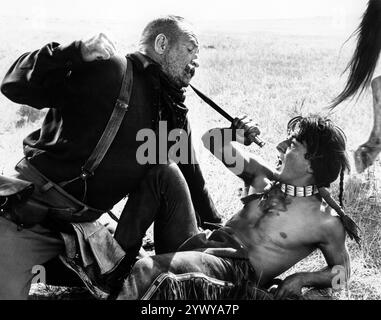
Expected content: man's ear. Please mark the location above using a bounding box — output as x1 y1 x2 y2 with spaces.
154 33 169 54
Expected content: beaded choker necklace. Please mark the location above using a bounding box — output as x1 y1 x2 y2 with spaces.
280 183 319 197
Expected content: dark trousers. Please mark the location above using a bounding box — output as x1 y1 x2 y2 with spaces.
114 162 199 262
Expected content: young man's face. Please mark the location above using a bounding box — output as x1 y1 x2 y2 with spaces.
162 31 199 88
276 136 312 185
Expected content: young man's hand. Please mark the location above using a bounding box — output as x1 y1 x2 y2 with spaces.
232 116 260 146
80 33 117 62
273 273 304 300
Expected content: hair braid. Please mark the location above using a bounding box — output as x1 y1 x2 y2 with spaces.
339 167 345 208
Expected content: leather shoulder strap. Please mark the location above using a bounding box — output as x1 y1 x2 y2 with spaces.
81 56 133 178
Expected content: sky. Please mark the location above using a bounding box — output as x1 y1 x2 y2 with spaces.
1 0 368 22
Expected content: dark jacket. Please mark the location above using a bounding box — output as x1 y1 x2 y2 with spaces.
0 41 220 223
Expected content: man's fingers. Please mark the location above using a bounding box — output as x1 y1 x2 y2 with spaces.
239 119 253 128
237 121 246 129
96 42 116 60
232 117 240 128
233 116 260 137
275 289 287 300
93 33 116 60
100 33 117 53
274 284 291 300
99 33 114 46
95 45 110 60
107 38 117 53
233 118 245 129
81 33 116 61
103 43 116 58
245 125 260 136
273 288 281 300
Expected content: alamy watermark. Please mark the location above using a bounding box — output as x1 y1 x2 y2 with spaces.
31 265 46 285
331 265 349 290
136 121 245 175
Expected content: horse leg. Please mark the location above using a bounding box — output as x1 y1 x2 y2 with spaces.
354 77 381 173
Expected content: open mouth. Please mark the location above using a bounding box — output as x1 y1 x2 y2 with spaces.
184 65 195 78
276 156 283 169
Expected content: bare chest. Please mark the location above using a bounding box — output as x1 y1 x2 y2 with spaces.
228 189 321 249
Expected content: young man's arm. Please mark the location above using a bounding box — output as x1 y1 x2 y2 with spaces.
202 116 275 185
274 218 350 299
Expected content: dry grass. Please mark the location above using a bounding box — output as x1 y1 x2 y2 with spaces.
0 16 380 299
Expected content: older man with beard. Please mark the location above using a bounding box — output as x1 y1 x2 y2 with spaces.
0 15 220 299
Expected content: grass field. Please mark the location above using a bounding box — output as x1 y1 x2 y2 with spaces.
0 15 380 300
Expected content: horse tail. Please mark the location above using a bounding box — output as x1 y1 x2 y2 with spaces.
331 0 381 108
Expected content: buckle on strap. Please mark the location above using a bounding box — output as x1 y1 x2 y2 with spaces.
115 99 129 111
80 167 94 180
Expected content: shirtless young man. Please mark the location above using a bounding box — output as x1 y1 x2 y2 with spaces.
116 114 357 300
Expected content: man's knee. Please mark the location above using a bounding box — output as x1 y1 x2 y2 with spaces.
117 257 159 300
147 162 184 183
0 218 63 299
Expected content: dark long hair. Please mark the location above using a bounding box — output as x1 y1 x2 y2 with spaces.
286 116 361 244
331 0 381 108
287 115 350 188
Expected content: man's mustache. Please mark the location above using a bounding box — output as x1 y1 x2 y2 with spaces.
185 65 195 77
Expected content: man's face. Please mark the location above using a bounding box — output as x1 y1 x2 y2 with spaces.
162 31 199 88
276 136 312 184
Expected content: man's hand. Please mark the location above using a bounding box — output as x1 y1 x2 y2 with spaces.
273 274 304 300
80 33 117 62
232 115 260 146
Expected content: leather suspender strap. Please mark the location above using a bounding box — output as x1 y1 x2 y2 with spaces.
80 56 133 179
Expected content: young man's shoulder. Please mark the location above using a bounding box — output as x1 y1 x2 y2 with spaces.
314 202 346 244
